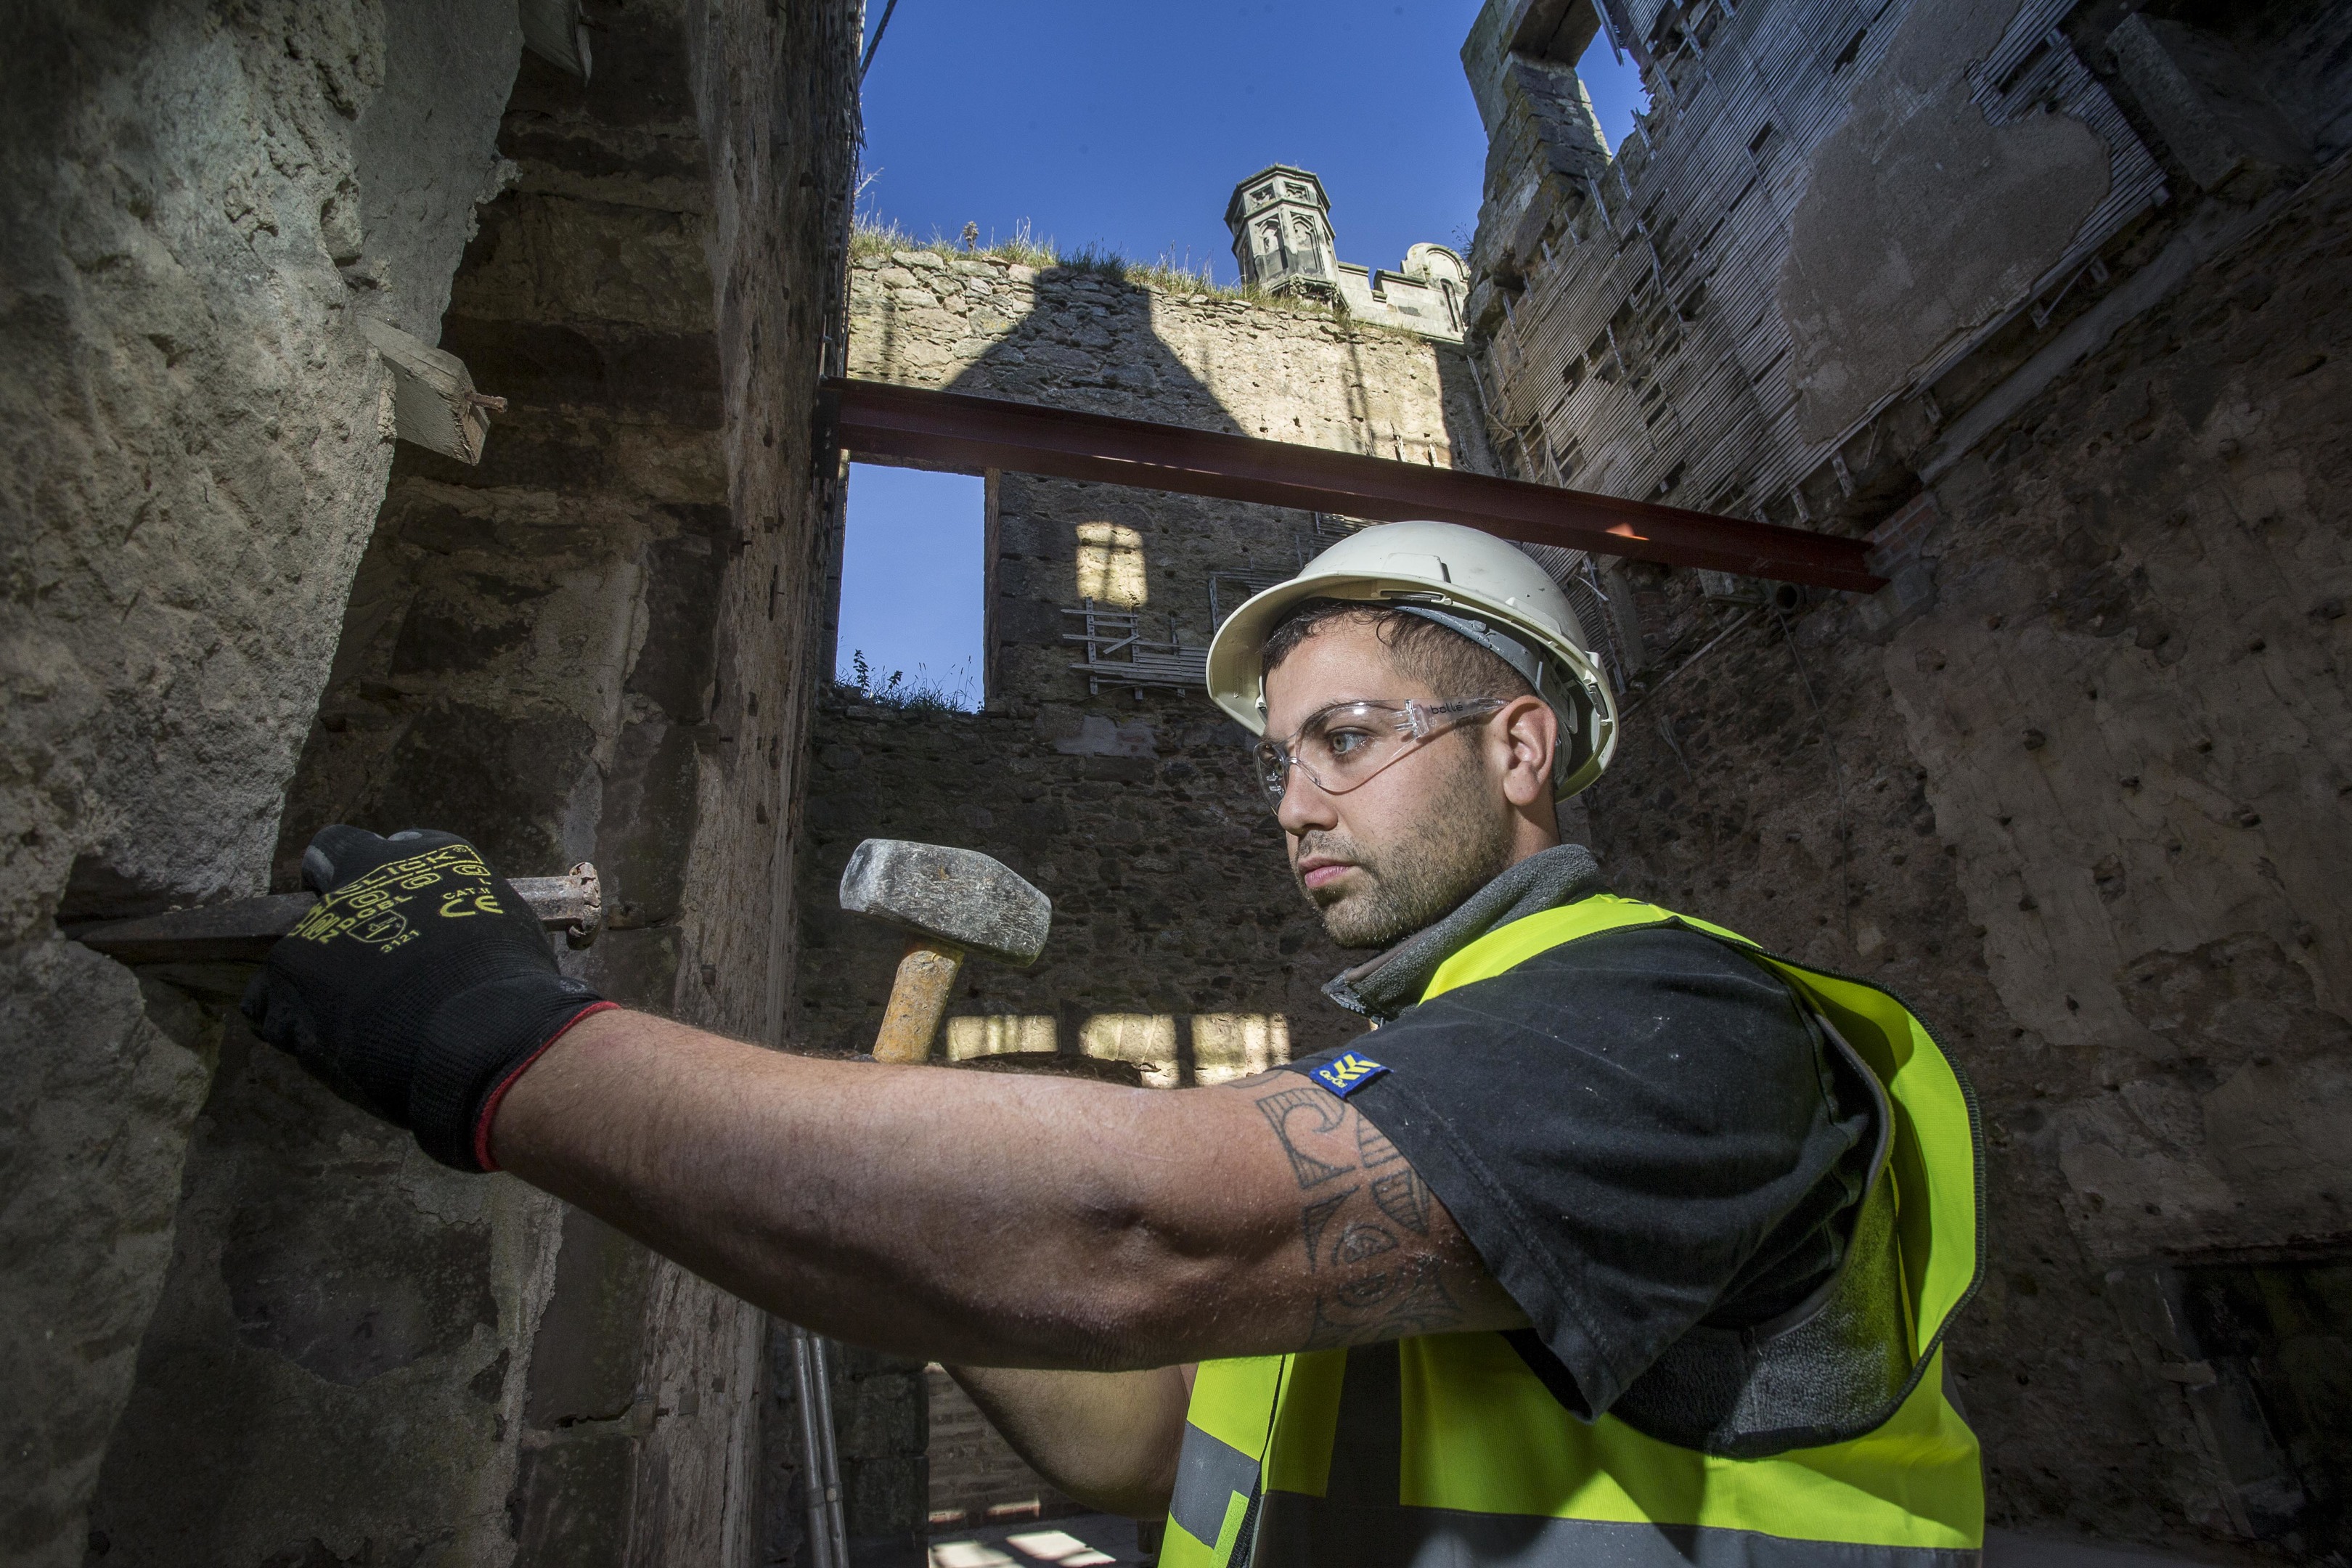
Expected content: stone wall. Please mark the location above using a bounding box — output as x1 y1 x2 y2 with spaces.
1553 97 2352 1568
1 5 523 1563
798 694 1360 1071
1455 0 2352 1555
7 0 862 1564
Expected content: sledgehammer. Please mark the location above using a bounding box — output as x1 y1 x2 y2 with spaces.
838 838 1051 1063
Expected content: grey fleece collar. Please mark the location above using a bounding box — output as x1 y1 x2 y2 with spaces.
1320 843 1604 1024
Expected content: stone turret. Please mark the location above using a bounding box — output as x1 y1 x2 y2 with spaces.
1225 164 1339 296
1222 165 1468 340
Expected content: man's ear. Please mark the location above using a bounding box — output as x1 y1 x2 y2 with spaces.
1493 695 1558 809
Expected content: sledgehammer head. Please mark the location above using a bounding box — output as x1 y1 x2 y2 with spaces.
838 839 1051 967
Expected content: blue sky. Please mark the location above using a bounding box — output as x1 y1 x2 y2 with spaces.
836 4 1647 699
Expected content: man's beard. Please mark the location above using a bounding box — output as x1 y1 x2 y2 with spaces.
1293 748 1516 950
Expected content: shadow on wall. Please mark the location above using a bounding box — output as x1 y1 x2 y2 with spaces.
916 258 1493 459
942 265 1234 693
875 261 1490 696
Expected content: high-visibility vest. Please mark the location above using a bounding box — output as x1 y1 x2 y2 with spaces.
1164 894 1986 1568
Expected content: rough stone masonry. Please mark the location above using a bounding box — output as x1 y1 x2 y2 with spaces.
4 2 862 1565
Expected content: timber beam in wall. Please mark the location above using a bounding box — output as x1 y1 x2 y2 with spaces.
821 378 1886 593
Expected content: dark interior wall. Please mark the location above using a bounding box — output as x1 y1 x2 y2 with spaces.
1578 153 2352 1561
1452 0 2352 1556
83 9 736 1556
796 691 1357 1070
68 1 863 1564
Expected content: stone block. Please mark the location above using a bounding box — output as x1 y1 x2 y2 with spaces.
81 1022 552 1568
512 1437 637 1568
1052 716 1158 758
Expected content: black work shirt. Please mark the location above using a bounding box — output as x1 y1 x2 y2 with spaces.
1284 920 1878 1420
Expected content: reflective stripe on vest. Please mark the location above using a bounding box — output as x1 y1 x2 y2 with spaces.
1162 1356 1285 1568
1169 894 1986 1567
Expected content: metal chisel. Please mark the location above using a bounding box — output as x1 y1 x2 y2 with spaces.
73 863 606 963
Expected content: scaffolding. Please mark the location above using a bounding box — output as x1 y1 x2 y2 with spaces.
1061 600 1209 697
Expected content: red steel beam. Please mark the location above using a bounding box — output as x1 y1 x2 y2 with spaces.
822 377 1884 592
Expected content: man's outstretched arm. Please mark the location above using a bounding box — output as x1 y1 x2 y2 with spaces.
491 1006 1524 1369
240 825 1520 1519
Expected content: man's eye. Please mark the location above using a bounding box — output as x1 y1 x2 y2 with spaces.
1325 729 1375 757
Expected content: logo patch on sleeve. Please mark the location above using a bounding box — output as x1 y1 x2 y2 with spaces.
1310 1052 1389 1097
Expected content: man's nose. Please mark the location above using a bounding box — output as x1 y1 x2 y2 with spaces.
1275 765 1339 836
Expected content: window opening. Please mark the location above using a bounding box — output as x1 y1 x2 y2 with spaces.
836 462 984 710
1575 25 1654 155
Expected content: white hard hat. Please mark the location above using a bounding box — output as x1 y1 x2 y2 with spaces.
1205 520 1620 798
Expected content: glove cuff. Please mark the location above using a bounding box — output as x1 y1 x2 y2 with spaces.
408 975 611 1172
471 999 618 1172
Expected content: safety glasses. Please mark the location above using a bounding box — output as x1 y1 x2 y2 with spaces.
1254 698 1507 805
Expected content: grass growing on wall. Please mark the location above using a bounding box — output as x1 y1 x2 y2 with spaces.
836 650 976 713
849 213 1347 322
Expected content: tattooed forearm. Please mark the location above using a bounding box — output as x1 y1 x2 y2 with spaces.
1254 1085 1357 1188
1304 1261 1464 1350
1252 1081 1471 1347
1358 1116 1432 1236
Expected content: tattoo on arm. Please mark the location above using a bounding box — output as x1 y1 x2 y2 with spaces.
1254 1086 1357 1188
1253 1082 1468 1349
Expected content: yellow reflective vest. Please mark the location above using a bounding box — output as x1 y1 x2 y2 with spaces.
1164 894 1985 1568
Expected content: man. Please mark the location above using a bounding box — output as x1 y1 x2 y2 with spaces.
246 522 1986 1566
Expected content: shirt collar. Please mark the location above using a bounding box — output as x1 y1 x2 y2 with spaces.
1320 843 1604 1024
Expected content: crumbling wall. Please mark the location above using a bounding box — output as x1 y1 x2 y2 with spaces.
1458 0 2169 531
11 0 861 1564
1456 0 2352 1553
79 1 742 1544
1575 136 2352 1567
0 5 523 1564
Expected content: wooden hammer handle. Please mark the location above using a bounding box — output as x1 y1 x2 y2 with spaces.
872 939 965 1063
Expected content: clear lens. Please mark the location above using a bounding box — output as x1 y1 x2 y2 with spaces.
1297 703 1402 786
1253 740 1290 801
1255 698 1506 804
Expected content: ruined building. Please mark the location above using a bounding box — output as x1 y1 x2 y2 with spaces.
4 0 2351 1564
1453 0 2352 1557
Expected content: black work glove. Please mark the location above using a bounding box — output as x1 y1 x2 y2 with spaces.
242 825 608 1172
